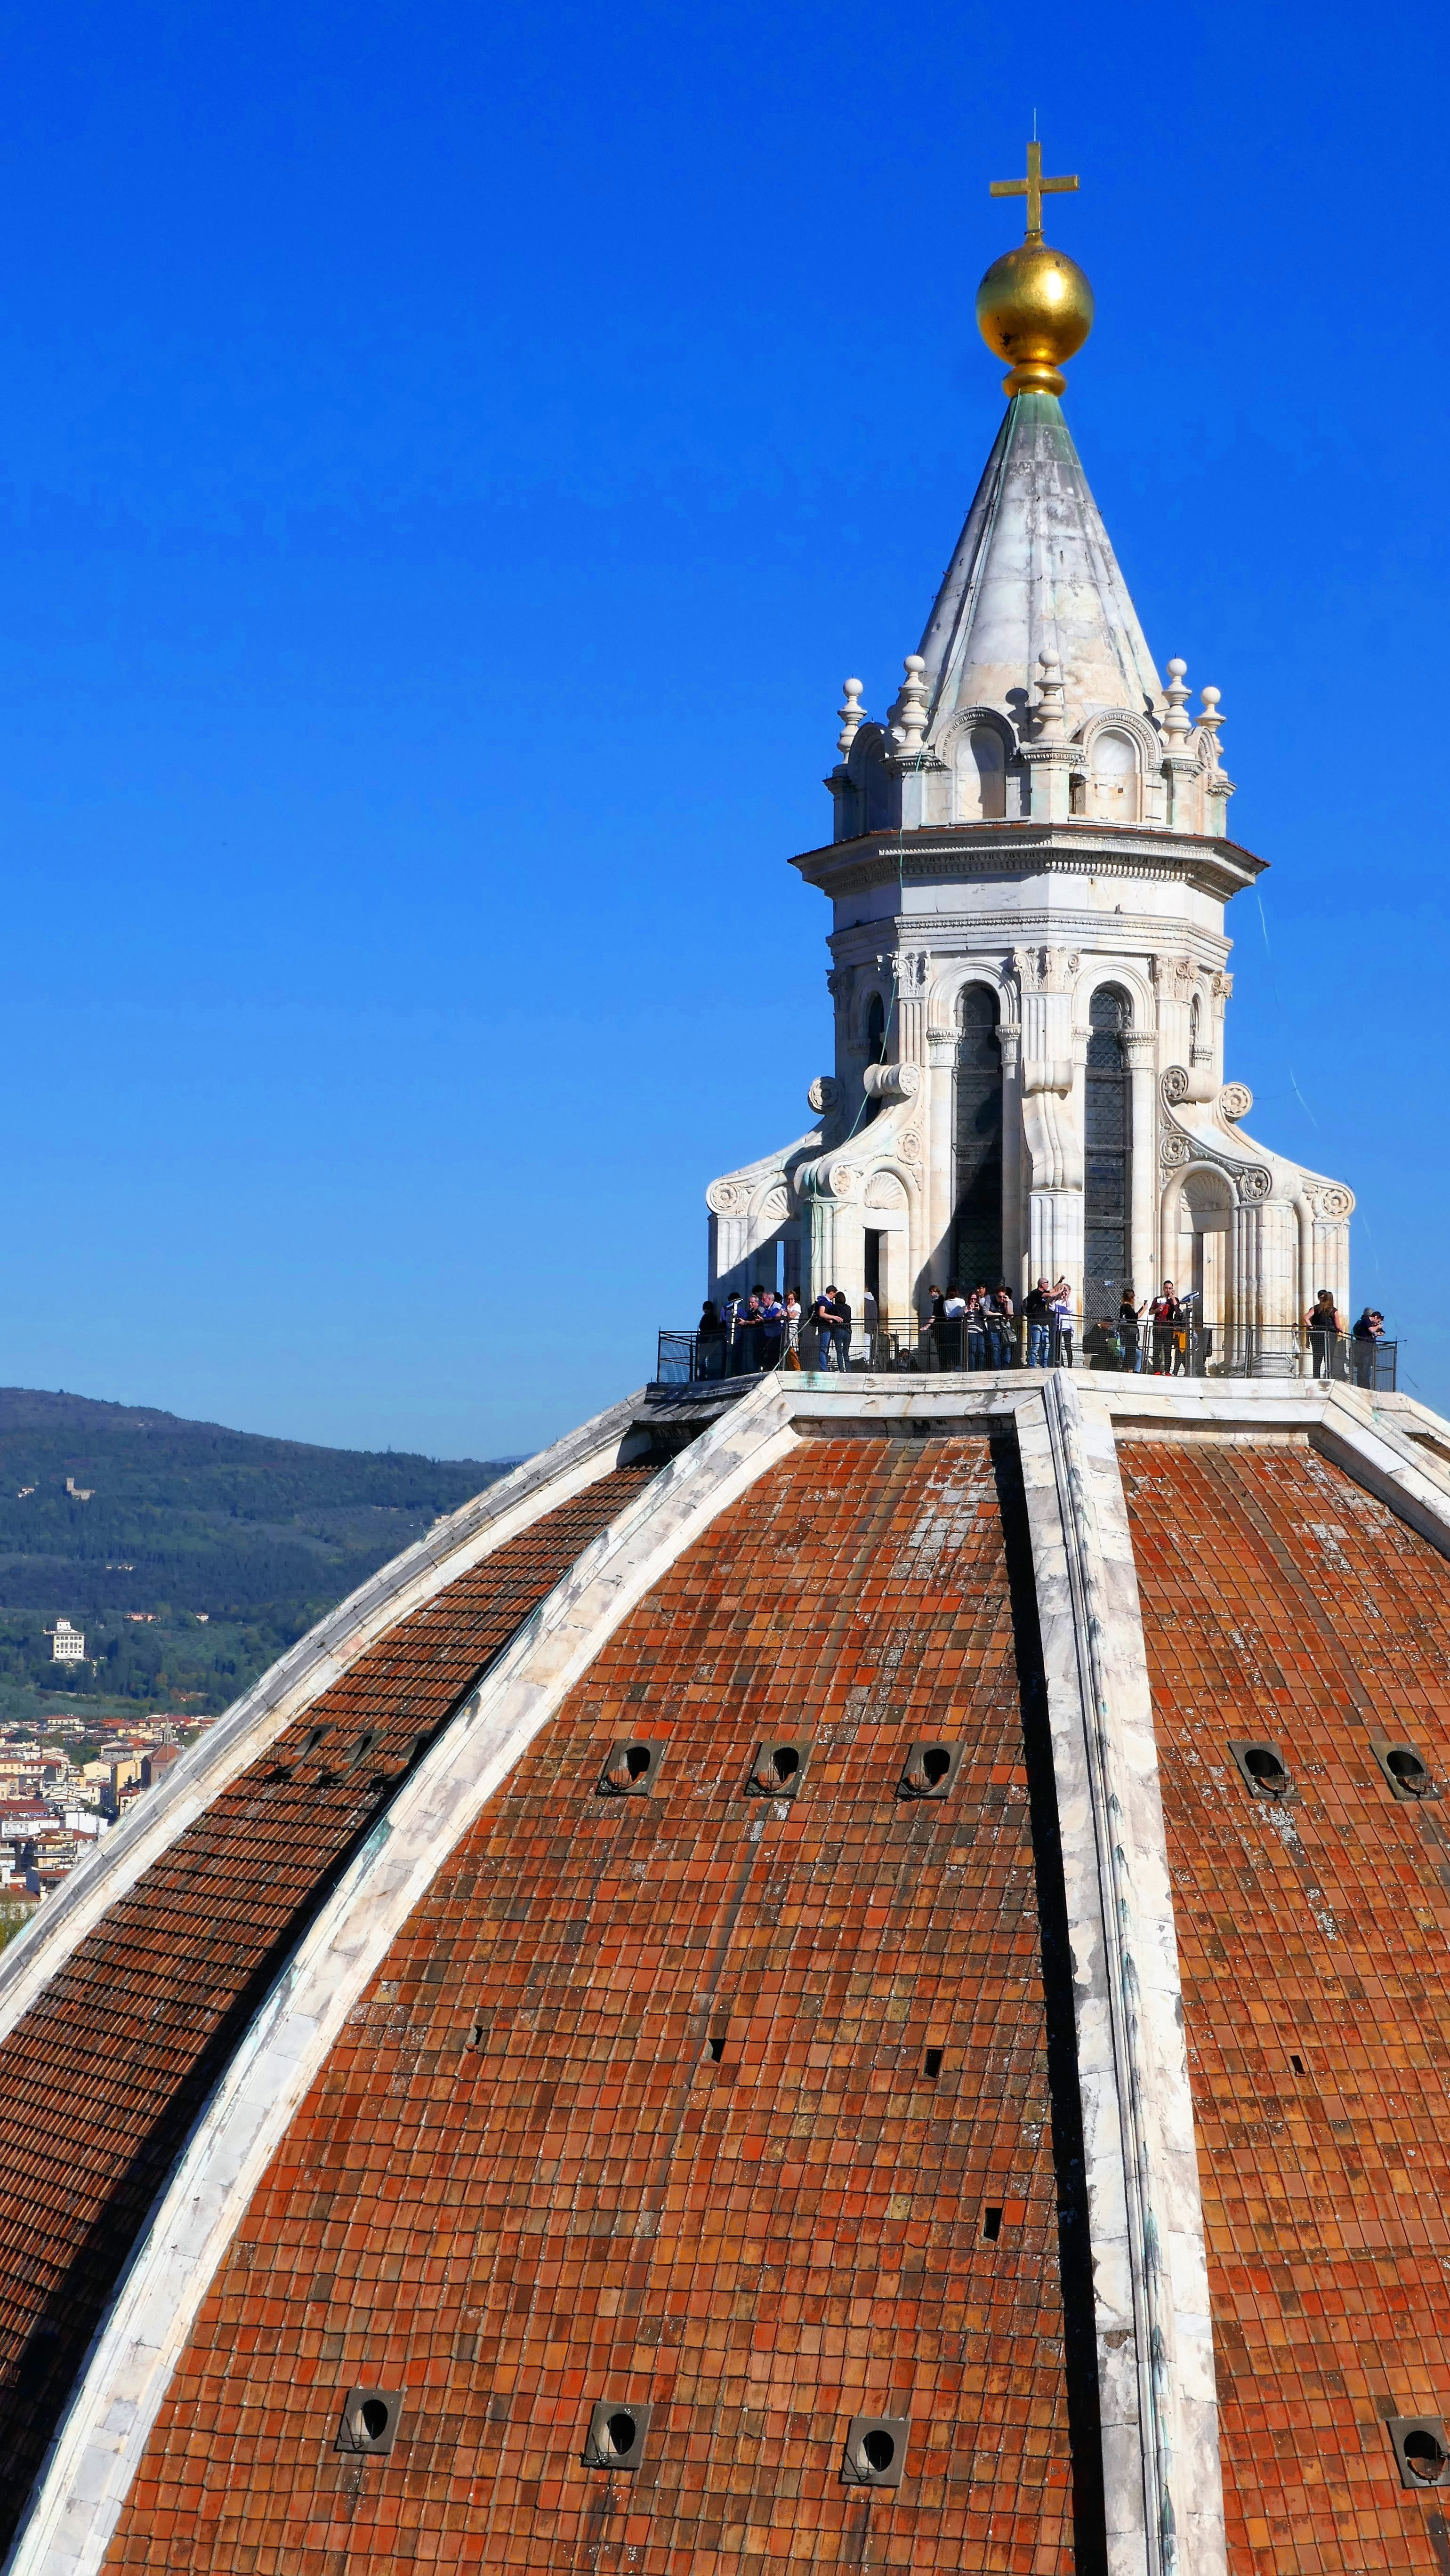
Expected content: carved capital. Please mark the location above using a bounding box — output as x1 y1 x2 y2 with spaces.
1013 944 1080 994
1152 954 1197 1001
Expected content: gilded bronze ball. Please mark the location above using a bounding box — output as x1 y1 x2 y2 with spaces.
975 242 1094 387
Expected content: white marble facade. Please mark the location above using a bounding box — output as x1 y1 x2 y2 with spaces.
706 391 1352 1362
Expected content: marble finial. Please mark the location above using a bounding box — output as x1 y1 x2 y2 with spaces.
837 678 866 758
1034 648 1066 742
1163 657 1192 744
892 654 928 757
1198 684 1224 749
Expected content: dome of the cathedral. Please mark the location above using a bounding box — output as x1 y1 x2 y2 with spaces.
975 238 1094 396
0 146 1430 2576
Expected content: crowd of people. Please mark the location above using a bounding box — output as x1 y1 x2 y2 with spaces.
1303 1292 1388 1386
1100 1282 1198 1375
694 1287 842 1377
693 1281 1390 1382
928 1280 1070 1368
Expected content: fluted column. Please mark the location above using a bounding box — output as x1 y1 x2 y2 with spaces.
925 1022 956 1314
998 1017 1024 1295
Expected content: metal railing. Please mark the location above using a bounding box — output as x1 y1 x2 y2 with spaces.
1087 1319 1397 1387
658 1317 1399 1390
655 1321 881 1382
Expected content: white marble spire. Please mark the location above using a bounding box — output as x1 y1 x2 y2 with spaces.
918 390 1163 741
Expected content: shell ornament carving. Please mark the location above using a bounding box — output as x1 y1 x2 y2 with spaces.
1160 1064 1191 1107
1218 1082 1253 1122
1237 1166 1273 1202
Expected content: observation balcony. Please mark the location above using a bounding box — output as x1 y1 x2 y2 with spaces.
655 1318 1398 1392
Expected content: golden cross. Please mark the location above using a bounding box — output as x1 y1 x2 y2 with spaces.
990 139 1078 241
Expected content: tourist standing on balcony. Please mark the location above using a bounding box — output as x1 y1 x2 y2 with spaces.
986 1285 1013 1369
828 1287 853 1372
966 1289 988 1369
1024 1279 1053 1368
941 1283 967 1371
1307 1288 1343 1379
781 1289 803 1371
1149 1283 1178 1374
810 1286 837 1368
759 1288 784 1372
739 1291 766 1375
723 1291 745 1375
1350 1307 1384 1388
1050 1278 1075 1369
1118 1292 1144 1373
698 1300 726 1381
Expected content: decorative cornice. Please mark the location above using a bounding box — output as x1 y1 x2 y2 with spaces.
828 914 1232 964
795 820 1264 906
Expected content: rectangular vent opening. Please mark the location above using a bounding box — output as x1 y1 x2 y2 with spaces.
982 2206 1003 2243
923 2047 943 2079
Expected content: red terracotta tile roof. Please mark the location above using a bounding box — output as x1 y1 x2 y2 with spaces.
0 1464 654 2553
106 1434 1096 2576
1121 1435 1450 2576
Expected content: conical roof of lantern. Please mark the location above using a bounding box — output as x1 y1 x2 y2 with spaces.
918 388 1165 742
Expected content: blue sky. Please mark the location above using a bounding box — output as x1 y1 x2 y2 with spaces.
0 0 1442 1456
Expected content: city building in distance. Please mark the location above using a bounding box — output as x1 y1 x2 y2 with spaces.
0 144 1442 2576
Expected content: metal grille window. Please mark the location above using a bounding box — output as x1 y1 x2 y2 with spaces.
861 992 888 1129
953 983 1003 1288
1084 985 1132 1317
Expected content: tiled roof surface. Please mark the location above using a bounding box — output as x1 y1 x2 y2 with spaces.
107 1434 1097 2576
1122 1435 1450 2576
0 1465 655 2553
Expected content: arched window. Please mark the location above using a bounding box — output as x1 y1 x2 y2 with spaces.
955 726 1006 821
953 984 1003 1288
858 992 888 1128
1084 985 1133 1317
1092 729 1140 822
1190 993 1207 1063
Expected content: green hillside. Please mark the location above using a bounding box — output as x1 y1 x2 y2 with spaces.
0 1388 517 1723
